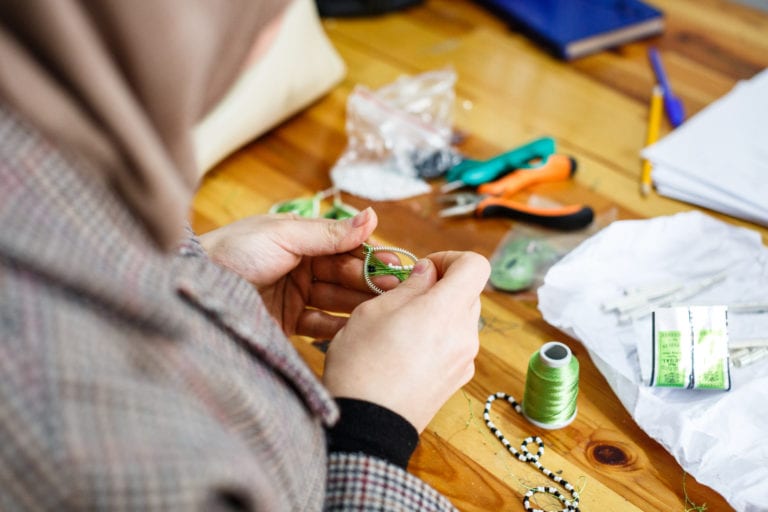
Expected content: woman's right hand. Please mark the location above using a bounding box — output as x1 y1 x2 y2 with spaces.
322 251 490 433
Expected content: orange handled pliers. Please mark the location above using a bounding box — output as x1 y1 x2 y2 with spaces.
438 154 594 230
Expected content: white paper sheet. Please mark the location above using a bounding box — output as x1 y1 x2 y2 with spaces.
537 211 768 512
642 68 768 227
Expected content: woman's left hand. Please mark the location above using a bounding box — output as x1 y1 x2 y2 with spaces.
198 208 380 339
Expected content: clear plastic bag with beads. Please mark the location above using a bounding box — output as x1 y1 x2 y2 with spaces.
330 68 461 201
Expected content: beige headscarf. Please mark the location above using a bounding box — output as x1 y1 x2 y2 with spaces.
0 0 287 250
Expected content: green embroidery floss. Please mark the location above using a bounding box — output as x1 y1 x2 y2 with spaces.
362 243 417 294
323 189 360 220
269 195 320 218
269 187 360 219
522 341 579 430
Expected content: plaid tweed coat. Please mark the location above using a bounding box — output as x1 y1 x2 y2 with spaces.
0 104 457 511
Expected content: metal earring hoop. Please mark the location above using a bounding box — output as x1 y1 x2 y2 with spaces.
362 243 418 294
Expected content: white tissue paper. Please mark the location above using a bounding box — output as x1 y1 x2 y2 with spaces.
538 211 768 512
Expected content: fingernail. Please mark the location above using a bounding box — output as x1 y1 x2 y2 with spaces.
412 259 429 275
351 207 371 228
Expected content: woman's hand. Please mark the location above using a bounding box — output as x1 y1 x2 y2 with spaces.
199 208 380 339
322 250 491 433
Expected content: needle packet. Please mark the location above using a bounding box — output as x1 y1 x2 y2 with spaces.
645 305 731 390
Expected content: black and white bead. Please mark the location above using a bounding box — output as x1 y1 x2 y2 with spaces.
484 392 581 512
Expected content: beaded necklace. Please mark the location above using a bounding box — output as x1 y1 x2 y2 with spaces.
484 392 581 511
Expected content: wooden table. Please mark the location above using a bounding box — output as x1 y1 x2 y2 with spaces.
192 1 768 510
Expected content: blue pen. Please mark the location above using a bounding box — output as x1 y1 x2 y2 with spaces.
648 47 685 127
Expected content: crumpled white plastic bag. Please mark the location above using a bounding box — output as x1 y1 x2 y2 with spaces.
538 211 768 512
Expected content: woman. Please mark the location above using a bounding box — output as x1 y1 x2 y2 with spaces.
0 1 489 510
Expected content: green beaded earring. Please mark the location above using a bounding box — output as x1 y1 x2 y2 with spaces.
362 243 418 294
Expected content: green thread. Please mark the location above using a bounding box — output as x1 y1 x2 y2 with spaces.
323 191 359 220
522 342 579 429
467 391 529 488
269 188 359 219
269 195 320 217
461 389 474 430
362 243 417 294
364 245 413 281
683 472 707 512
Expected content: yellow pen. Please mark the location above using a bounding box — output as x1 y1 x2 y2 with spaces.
641 84 664 196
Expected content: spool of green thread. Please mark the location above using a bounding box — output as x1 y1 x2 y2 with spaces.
522 341 579 430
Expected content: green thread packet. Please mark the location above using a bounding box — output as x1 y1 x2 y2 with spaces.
649 306 731 391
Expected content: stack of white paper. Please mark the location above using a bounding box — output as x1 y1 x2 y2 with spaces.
642 68 768 226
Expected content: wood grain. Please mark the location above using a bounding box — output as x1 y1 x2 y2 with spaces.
192 1 768 510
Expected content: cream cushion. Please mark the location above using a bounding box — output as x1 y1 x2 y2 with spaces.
193 0 346 176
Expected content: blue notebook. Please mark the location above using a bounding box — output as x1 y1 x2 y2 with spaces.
476 0 664 60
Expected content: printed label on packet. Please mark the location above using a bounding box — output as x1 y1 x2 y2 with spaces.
650 306 731 390
691 306 730 390
651 307 693 388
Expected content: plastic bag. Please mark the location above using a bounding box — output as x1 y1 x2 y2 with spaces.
330 68 460 201
488 204 616 296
